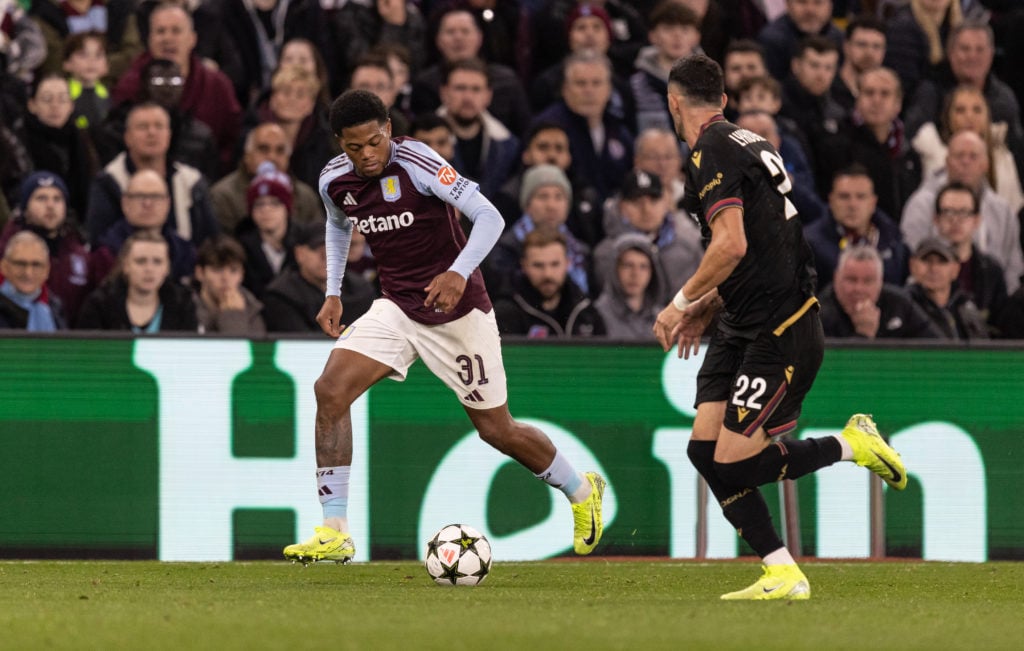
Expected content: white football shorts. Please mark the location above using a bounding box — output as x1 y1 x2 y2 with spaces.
334 298 508 409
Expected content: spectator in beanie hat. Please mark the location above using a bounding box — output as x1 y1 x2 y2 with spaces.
0 171 96 326
485 164 593 299
237 161 301 300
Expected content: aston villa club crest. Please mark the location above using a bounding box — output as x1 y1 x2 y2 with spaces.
381 176 401 202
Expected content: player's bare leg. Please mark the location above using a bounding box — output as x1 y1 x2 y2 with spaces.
464 404 556 473
284 349 391 565
465 404 606 555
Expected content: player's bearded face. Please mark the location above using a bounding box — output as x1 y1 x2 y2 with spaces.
341 120 392 177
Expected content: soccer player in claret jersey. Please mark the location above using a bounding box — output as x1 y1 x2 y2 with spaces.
654 55 908 600
283 90 605 564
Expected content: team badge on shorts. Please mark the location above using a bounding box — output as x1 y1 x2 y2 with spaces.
338 325 356 340
381 176 401 202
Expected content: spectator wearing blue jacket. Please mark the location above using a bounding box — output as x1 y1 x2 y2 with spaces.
757 0 845 82
531 50 634 208
804 164 909 291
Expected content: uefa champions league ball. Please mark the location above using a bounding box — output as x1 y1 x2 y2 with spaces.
424 524 492 586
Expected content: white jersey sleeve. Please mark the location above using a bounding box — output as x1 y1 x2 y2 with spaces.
319 160 354 297
396 139 482 211
394 139 503 278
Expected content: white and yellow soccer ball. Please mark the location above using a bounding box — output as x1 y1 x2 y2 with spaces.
424 524 492 586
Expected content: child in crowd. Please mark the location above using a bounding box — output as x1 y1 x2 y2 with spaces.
63 31 110 131
236 161 298 300
193 235 265 336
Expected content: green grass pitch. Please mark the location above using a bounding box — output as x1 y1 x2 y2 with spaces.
2 560 1022 650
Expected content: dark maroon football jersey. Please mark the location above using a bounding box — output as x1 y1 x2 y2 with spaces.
320 137 492 325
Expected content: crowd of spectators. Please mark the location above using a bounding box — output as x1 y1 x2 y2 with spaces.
2 0 1024 342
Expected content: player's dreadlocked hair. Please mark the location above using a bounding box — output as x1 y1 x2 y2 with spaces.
668 54 724 107
329 89 389 136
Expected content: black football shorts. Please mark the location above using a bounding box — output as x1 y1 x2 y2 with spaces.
695 303 824 437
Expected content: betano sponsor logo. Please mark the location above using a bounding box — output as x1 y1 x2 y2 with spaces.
350 211 415 233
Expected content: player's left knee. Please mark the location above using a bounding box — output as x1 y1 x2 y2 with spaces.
714 456 761 488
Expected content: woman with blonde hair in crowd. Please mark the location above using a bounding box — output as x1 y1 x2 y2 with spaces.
77 230 197 332
884 0 963 99
278 37 333 108
248 64 338 189
913 84 1024 213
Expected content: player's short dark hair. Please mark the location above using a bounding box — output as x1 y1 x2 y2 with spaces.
521 229 567 257
329 89 389 136
935 180 980 215
845 15 886 40
668 54 723 106
197 235 247 269
795 35 839 59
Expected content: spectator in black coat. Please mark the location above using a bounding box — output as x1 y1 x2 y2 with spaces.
21 73 99 219
77 230 198 332
818 244 941 339
493 229 605 338
262 221 375 332
804 164 909 291
757 0 845 82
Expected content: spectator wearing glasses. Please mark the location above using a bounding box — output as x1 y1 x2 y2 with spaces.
0 172 96 326
0 231 66 331
931 180 1007 327
96 57 219 179
91 169 197 284
85 101 219 248
901 129 1023 292
113 3 241 172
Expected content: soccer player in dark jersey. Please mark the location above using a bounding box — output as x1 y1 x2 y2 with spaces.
283 90 606 564
653 54 909 600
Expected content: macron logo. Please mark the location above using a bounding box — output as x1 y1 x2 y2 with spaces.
342 192 357 206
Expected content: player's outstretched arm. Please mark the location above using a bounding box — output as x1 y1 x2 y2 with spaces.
316 296 344 337
423 270 468 314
